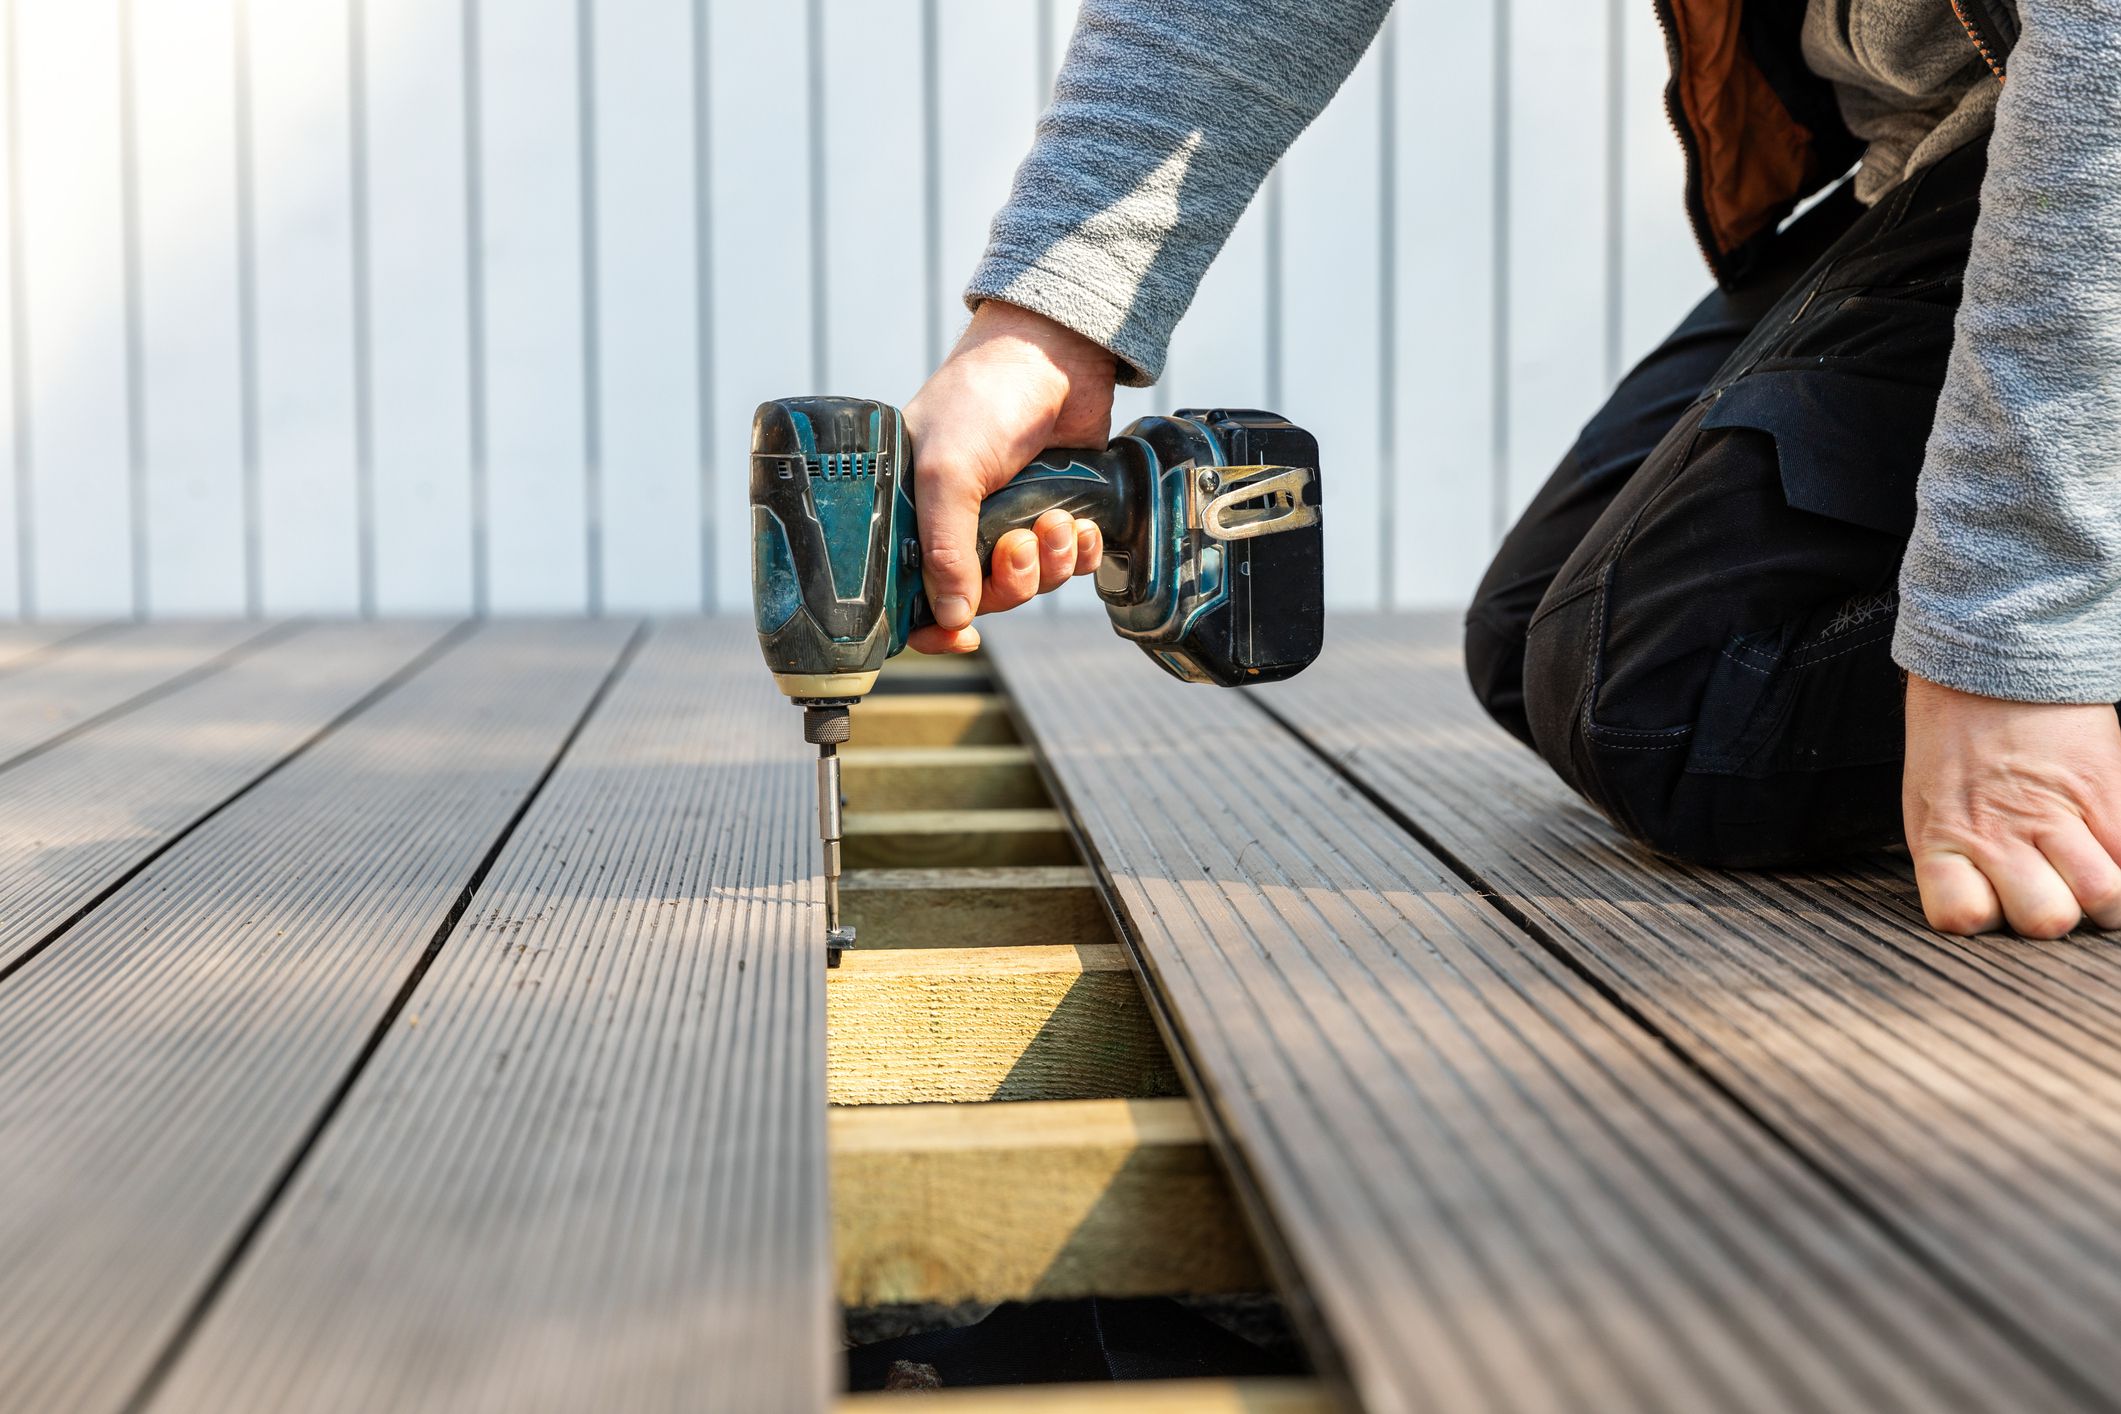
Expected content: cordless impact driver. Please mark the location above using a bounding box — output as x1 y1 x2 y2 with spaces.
750 395 1325 961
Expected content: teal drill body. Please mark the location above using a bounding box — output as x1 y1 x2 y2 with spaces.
750 394 1325 958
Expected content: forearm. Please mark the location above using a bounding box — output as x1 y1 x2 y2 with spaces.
1893 0 2121 702
965 0 1392 385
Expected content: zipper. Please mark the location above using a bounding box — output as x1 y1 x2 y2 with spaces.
1648 0 1725 282
1948 0 2008 82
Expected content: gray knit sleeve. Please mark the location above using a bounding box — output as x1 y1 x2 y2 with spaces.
1892 0 2121 702
963 0 1394 386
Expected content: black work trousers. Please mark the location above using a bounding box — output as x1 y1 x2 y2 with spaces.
1466 136 1989 868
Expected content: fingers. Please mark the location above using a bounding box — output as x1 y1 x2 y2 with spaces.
980 529 1042 616
978 511 1093 616
1915 836 2109 939
913 462 985 635
906 623 981 655
1076 521 1102 576
1034 510 1079 594
2036 821 2121 930
1914 850 2005 936
1981 842 2085 939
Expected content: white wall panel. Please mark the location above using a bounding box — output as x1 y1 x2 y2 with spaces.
934 0 1039 370
1281 37 1386 608
17 0 132 615
364 0 475 615
476 0 587 612
248 0 363 613
2 0 1717 619
132 0 246 615
1504 0 1612 517
1391 2 1500 609
705 0 812 612
592 0 701 611
1618 0 1703 370
0 3 17 618
819 0 925 407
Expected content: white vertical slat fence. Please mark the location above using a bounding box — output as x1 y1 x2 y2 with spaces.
0 0 1704 620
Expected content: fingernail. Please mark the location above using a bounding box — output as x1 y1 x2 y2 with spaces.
1011 539 1036 571
1043 518 1074 549
935 594 972 629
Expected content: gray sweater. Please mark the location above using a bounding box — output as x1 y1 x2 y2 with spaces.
965 0 2121 705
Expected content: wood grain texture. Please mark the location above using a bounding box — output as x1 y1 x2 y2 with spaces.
829 943 1178 1104
1259 612 2121 1399
989 618 2078 1414
152 619 830 1414
841 866 1107 949
0 621 456 972
841 744 1046 811
853 693 1019 747
0 620 633 1414
836 1378 1329 1413
832 1099 1262 1306
0 619 278 765
843 809 1075 869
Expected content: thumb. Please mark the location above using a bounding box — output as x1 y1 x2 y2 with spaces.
912 430 1015 632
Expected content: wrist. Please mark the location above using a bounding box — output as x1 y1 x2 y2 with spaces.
962 300 1117 385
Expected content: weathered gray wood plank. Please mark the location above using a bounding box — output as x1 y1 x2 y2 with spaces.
149 619 831 1414
991 618 2077 1414
0 620 457 973
0 619 278 766
1257 611 2121 1398
0 620 634 1414
0 620 115 676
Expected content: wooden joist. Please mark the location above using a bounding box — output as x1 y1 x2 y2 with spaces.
990 619 2078 1414
844 808 1074 869
1261 613 2121 1400
837 1378 1328 1412
841 744 1045 810
840 866 1106 949
832 1099 1261 1307
829 943 1177 1104
853 692 1017 747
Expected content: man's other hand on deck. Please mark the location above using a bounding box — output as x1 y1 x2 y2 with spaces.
1905 673 2121 939
903 301 1115 655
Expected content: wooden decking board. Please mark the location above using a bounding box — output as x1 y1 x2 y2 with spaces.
150 619 831 1414
0 621 458 974
1255 612 2121 1394
0 619 117 675
0 619 280 767
0 620 634 1414
989 619 2075 1414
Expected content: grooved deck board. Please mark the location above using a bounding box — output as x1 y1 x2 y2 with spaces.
0 621 458 973
151 619 828 1414
0 620 634 1414
0 619 114 675
1259 611 2121 1397
0 620 278 766
990 619 2075 1414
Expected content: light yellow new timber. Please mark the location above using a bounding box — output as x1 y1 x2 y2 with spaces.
855 693 1018 747
828 943 1179 1104
837 1379 1330 1412
832 1099 1262 1306
840 744 1045 810
843 808 1074 869
840 866 1106 949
